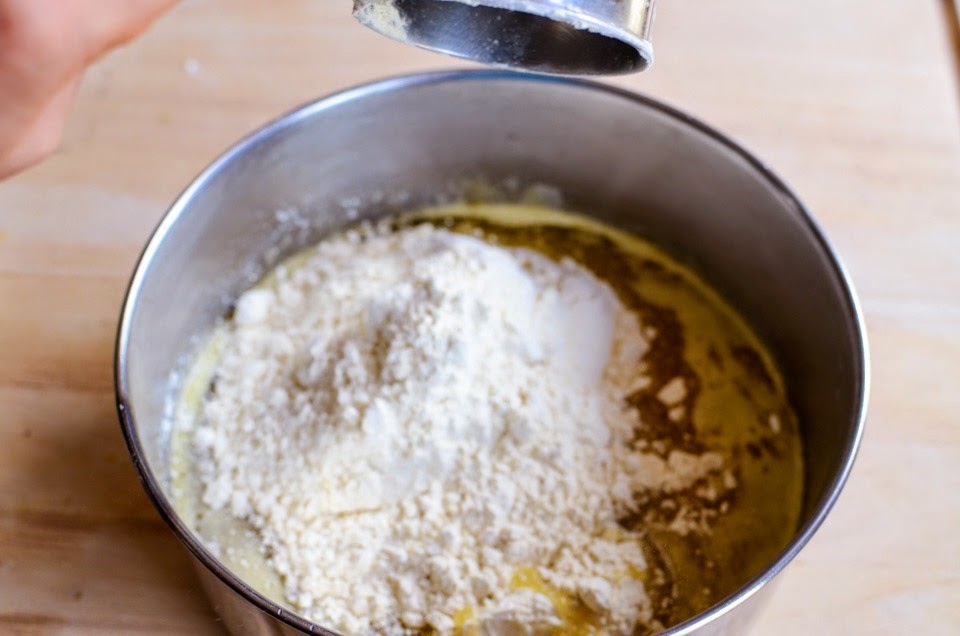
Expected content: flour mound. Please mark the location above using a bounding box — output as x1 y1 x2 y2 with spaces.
194 224 722 634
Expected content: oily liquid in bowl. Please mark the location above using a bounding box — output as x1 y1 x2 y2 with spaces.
168 203 804 634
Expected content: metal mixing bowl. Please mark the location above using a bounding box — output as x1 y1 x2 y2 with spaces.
115 70 868 635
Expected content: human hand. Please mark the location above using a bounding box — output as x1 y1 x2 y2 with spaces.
0 0 180 178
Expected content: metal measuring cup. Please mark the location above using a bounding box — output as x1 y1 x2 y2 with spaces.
354 0 656 75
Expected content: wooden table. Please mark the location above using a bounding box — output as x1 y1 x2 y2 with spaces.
1 1 958 633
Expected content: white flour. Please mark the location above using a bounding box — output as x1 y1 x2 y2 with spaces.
192 224 725 634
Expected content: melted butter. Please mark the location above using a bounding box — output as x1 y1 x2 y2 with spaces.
169 202 805 635
509 568 600 635
453 605 478 636
619 562 647 584
403 203 805 630
168 329 226 528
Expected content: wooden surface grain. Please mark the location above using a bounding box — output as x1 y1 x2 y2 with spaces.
1 0 958 634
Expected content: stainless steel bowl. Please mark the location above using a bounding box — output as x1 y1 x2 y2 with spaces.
116 70 868 635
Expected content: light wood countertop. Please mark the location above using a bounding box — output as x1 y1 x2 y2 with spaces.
1 1 958 633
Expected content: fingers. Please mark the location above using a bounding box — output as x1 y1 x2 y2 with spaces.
76 0 182 62
0 0 180 177
0 73 83 179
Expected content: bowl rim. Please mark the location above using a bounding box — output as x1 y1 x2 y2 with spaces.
115 68 869 635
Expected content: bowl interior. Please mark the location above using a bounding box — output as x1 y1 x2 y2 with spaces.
117 71 866 634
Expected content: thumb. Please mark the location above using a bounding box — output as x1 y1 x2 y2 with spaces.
0 73 82 178
79 0 182 61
